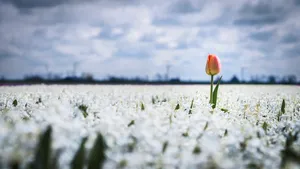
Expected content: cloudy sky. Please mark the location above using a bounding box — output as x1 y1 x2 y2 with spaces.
0 0 300 81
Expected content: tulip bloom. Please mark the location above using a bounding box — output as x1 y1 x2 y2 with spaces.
205 54 222 106
206 54 221 75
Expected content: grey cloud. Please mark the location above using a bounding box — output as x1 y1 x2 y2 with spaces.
152 17 181 26
176 43 188 49
294 0 300 5
284 46 300 57
233 15 283 26
0 51 14 59
140 34 155 42
97 28 124 40
154 44 169 49
280 33 300 44
114 46 152 58
168 0 200 14
249 30 274 41
240 2 280 15
0 0 144 9
234 1 288 26
1 0 300 80
0 0 68 8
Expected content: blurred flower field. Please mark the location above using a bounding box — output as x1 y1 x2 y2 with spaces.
0 85 300 169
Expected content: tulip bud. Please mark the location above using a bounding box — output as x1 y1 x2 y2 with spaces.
205 54 221 75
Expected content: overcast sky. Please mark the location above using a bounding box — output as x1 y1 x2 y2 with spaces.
0 0 300 81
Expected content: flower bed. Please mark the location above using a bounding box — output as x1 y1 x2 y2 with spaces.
0 85 299 169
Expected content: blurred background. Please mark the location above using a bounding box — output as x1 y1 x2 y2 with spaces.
0 0 299 84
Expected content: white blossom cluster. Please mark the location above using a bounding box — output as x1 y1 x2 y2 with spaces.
0 85 300 169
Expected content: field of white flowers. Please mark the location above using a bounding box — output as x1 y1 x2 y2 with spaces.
0 85 299 169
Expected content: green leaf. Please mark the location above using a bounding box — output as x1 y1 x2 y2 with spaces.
169 114 172 124
221 108 229 113
33 126 52 169
87 133 107 169
127 120 135 127
71 137 88 169
262 122 268 132
9 159 20 169
127 136 137 153
141 102 145 111
13 99 18 107
203 122 209 131
188 99 194 114
151 96 156 104
212 76 222 109
192 146 201 155
78 105 88 118
36 98 42 104
162 141 168 154
224 129 228 137
175 103 180 110
182 131 189 137
117 160 127 168
281 99 285 114
50 149 62 169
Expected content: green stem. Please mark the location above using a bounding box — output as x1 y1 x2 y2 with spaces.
210 75 214 104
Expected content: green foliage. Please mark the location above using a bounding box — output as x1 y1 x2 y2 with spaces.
175 103 180 110
188 99 194 114
247 163 263 169
141 102 145 111
277 99 286 121
13 99 18 107
162 141 168 154
281 99 286 114
31 126 52 169
151 96 156 104
9 159 20 169
36 98 42 104
87 133 108 169
221 108 229 113
78 105 88 118
128 120 135 127
224 129 228 137
203 122 208 131
71 137 88 169
240 140 247 152
280 131 300 169
182 131 189 137
169 114 172 124
193 146 201 155
240 137 252 152
117 160 127 168
262 122 268 132
212 76 222 109
22 116 30 121
127 136 137 153
50 150 62 169
23 126 108 169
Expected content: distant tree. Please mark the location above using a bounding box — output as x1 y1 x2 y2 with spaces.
229 75 240 84
156 73 162 81
134 76 142 82
52 74 61 80
281 75 297 84
287 75 297 84
24 75 44 82
250 75 257 83
170 78 180 83
81 73 94 81
267 75 276 84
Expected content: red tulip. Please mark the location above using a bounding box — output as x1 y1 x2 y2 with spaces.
205 54 221 75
